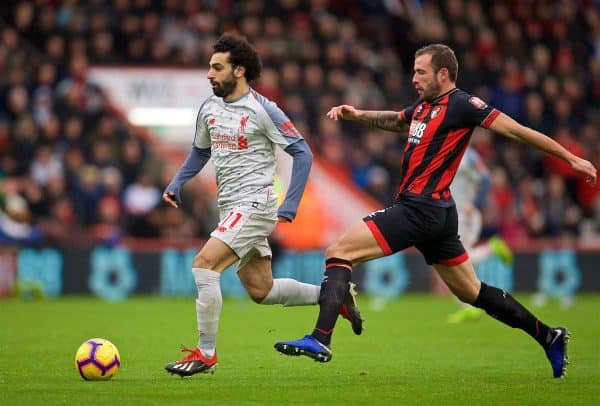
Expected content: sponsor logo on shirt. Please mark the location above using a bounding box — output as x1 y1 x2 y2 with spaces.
237 135 248 150
211 133 249 151
209 114 251 151
408 120 427 144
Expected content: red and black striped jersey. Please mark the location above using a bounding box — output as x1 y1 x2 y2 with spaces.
396 88 499 207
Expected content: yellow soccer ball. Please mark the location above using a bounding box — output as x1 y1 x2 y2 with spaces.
75 338 121 380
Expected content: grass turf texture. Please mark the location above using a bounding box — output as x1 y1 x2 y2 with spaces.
1 295 599 405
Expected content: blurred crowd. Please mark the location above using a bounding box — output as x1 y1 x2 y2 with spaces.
0 0 599 247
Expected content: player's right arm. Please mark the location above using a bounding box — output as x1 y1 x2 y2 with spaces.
327 104 408 133
163 102 212 208
163 146 211 208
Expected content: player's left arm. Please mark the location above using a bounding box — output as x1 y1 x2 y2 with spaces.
253 90 314 221
278 139 313 222
487 112 597 185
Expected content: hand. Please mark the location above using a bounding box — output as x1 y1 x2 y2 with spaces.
277 216 291 223
326 105 359 121
570 157 597 186
162 192 179 208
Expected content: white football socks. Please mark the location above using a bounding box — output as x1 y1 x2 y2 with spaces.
192 268 222 358
260 278 320 306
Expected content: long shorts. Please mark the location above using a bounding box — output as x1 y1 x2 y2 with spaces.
457 206 482 249
210 206 276 270
363 199 468 266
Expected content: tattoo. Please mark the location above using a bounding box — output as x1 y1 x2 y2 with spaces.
357 110 407 132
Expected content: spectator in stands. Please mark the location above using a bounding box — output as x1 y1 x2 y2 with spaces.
0 0 597 245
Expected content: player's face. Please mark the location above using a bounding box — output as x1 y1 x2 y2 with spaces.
412 54 441 102
207 52 238 98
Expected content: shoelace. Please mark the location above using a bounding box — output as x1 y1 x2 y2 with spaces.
178 346 200 362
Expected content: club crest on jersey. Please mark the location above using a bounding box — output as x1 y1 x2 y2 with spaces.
468 96 488 109
239 115 250 133
431 106 442 119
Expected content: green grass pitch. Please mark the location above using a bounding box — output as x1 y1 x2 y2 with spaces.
1 294 599 405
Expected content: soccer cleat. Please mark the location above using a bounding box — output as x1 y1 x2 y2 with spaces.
488 236 513 265
544 327 570 378
446 306 484 324
165 347 217 377
340 282 364 335
274 335 332 362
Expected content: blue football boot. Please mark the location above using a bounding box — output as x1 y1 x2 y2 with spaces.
544 327 570 378
274 335 332 362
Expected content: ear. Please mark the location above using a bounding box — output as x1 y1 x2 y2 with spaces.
234 65 246 78
437 67 449 83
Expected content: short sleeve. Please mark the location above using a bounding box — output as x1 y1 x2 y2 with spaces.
453 94 500 128
399 100 421 123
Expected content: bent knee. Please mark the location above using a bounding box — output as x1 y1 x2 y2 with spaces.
247 286 270 303
193 252 217 269
452 285 479 305
325 243 348 260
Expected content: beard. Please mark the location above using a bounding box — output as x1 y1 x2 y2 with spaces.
422 78 441 102
212 74 237 98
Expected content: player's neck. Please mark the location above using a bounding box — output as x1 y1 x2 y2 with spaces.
432 83 456 100
223 81 250 102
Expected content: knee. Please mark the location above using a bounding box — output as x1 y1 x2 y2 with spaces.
246 285 270 303
325 242 346 260
452 283 480 305
193 252 216 269
455 290 474 305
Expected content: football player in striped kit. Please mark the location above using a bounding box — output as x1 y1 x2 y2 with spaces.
275 43 596 378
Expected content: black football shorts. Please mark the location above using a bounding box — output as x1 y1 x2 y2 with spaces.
363 199 468 266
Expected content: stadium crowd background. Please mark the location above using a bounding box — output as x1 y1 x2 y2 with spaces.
0 0 599 248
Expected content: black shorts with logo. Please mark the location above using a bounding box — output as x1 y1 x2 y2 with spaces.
363 199 468 266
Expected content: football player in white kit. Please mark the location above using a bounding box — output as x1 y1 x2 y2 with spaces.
447 147 513 323
162 34 362 377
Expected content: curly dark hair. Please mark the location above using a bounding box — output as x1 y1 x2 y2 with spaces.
213 33 262 82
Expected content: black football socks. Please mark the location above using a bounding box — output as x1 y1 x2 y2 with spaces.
474 282 552 348
312 258 352 346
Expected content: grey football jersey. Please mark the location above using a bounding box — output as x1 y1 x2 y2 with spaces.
193 88 303 212
451 148 487 210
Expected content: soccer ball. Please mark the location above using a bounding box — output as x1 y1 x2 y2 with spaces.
75 338 121 380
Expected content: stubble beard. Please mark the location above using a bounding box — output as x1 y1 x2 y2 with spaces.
213 74 237 98
423 78 441 102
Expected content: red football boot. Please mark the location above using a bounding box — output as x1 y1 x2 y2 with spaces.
165 347 217 377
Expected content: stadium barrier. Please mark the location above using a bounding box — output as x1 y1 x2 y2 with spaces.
1 243 598 300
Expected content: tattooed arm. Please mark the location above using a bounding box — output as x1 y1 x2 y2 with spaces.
326 104 408 133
